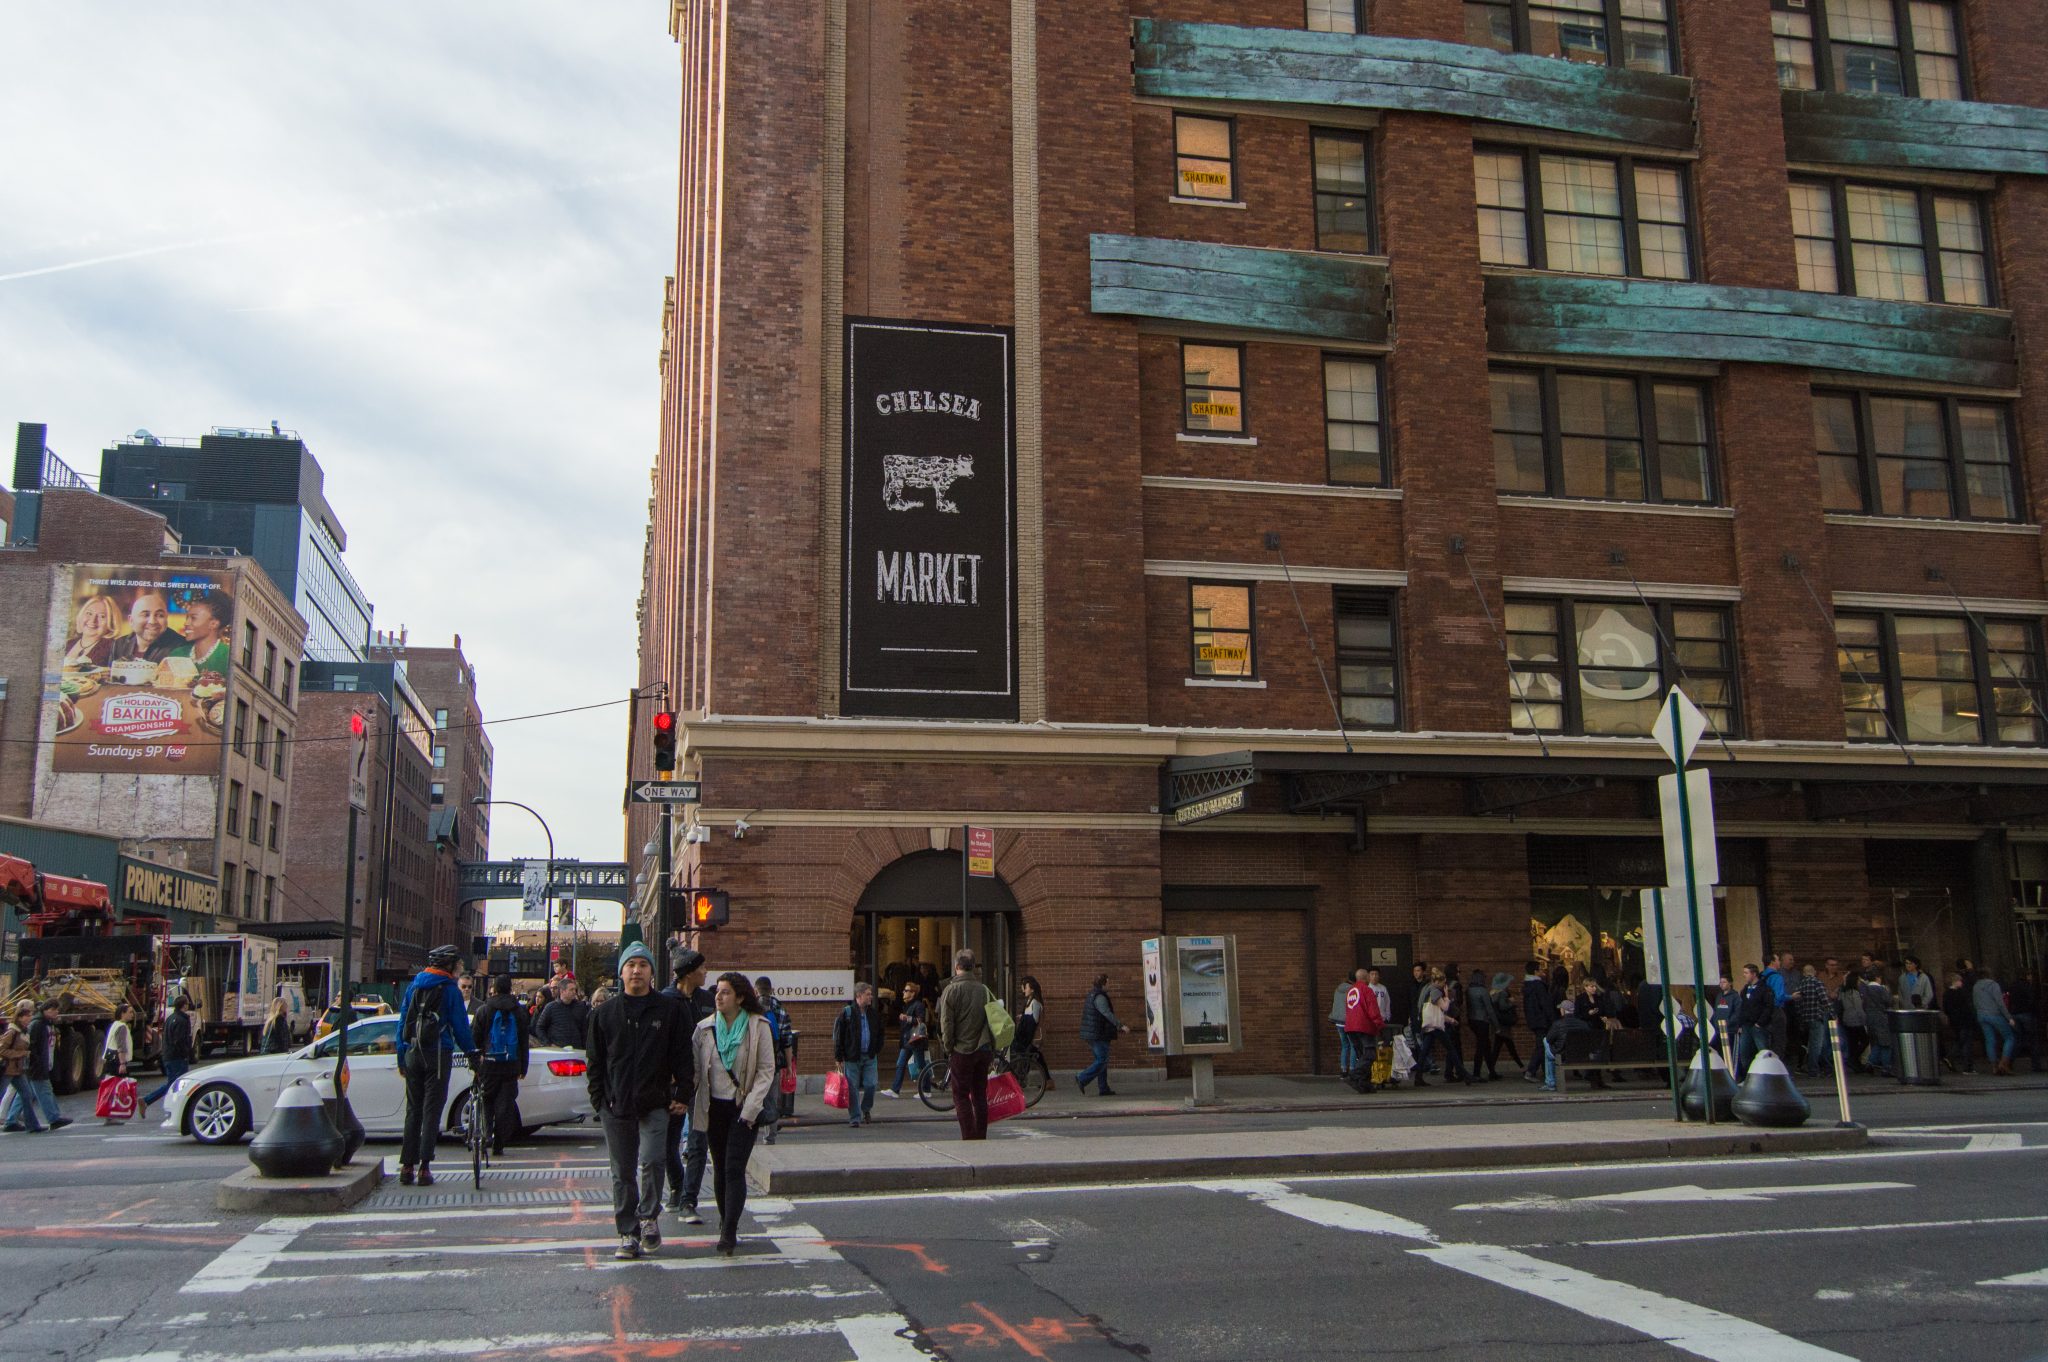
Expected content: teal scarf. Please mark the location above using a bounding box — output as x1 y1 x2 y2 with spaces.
714 1010 747 1072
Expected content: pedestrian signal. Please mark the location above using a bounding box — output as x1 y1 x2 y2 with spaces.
689 888 729 930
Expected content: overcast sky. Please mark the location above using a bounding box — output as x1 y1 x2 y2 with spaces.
2 5 679 927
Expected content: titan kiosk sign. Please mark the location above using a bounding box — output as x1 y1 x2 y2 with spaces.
1141 934 1243 1057
842 317 1018 720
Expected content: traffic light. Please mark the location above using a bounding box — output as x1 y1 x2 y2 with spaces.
651 710 677 773
688 888 729 930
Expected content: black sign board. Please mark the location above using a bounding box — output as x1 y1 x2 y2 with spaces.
842 317 1018 720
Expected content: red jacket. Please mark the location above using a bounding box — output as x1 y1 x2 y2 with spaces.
1343 984 1384 1037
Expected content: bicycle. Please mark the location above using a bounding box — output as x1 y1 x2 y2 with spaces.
461 1063 491 1189
915 1044 1048 1112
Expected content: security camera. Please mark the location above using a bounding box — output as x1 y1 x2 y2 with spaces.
732 818 751 839
685 824 710 845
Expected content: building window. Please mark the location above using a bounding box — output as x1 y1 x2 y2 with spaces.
1311 129 1374 253
254 716 269 767
434 707 448 728
431 782 446 805
1323 355 1387 486
262 641 276 688
268 801 282 852
1773 0 1963 99
232 701 249 755
1476 147 1692 279
1813 389 2021 522
281 660 294 705
1190 581 1255 678
1490 366 1714 504
244 868 258 919
1464 0 1675 74
1791 178 1988 305
1174 114 1236 202
1507 598 1737 736
1306 0 1361 32
432 744 447 769
263 875 276 920
1335 589 1400 729
1838 611 2045 745
248 792 264 842
227 780 242 830
1182 342 1246 434
274 729 288 777
241 622 257 670
222 862 237 916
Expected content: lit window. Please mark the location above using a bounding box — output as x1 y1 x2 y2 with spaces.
1305 0 1360 33
1190 582 1255 678
1182 342 1246 434
1311 130 1373 253
1174 114 1236 202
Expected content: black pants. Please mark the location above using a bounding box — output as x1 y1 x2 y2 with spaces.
480 1065 520 1152
1440 1022 1468 1079
1487 1025 1523 1070
705 1097 759 1244
401 1050 452 1168
1468 1023 1498 1075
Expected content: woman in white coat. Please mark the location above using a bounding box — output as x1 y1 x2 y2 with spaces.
690 972 777 1253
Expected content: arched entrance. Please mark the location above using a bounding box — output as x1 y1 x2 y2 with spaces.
851 851 1022 1009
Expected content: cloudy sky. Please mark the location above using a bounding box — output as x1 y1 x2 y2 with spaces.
3 6 679 923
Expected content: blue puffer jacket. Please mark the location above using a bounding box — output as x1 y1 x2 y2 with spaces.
395 967 478 1070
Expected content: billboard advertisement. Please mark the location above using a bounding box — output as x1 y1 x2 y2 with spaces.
49 564 233 776
842 316 1018 720
1176 936 1231 1048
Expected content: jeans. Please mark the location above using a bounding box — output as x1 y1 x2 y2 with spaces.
1802 1019 1832 1075
23 1079 60 1124
1541 1039 1558 1091
1338 1029 1364 1075
1440 1023 1468 1080
601 1107 670 1237
400 1049 453 1168
705 1096 760 1244
843 1056 879 1125
143 1059 189 1109
949 1049 991 1140
3 1075 45 1131
1980 1015 2018 1066
669 1113 709 1208
1075 1039 1113 1093
891 1042 926 1093
1413 1028 1439 1077
1736 1023 1770 1078
1868 1042 1893 1073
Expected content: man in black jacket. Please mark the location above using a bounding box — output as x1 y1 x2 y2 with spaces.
23 999 71 1130
534 980 592 1050
1521 962 1555 1082
588 942 693 1260
832 982 886 1128
473 975 531 1156
141 995 195 1117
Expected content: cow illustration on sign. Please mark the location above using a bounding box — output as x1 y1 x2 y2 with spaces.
882 454 974 512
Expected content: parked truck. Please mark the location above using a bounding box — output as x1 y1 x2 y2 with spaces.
161 933 279 1057
275 956 335 1042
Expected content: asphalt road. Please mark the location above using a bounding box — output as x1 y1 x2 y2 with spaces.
0 1083 2043 1360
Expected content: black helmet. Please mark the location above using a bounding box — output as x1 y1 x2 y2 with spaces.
427 944 462 967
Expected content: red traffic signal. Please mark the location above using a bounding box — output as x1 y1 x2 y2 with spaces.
652 709 678 772
349 711 366 737
689 888 729 930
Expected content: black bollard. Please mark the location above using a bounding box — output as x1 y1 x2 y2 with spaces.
248 1080 344 1178
1680 1047 1736 1122
1733 1051 1811 1127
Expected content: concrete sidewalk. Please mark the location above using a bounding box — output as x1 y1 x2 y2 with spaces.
750 1115 1867 1194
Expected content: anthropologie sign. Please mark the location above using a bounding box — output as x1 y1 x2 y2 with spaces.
843 317 1018 720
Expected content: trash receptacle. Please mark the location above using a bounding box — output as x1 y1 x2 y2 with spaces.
1891 1009 1941 1087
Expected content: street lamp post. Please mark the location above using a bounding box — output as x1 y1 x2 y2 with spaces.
473 798 554 975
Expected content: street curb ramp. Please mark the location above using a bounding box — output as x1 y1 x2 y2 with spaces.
217 1160 384 1214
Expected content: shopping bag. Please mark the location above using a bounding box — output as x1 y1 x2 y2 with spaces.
822 1068 850 1110
95 1075 138 1121
780 1064 798 1096
986 1072 1026 1123
1390 1034 1416 1083
1371 1044 1394 1087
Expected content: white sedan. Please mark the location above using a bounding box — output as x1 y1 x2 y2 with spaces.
161 1014 593 1145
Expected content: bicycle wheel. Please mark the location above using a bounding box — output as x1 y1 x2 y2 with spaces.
467 1088 485 1189
1020 1051 1049 1108
917 1060 952 1113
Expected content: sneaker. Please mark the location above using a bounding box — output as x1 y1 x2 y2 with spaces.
682 1205 704 1227
398 1166 415 1185
879 1089 899 1099
1096 1087 1117 1096
49 1117 72 1130
3 1124 25 1134
615 1235 643 1261
640 1219 662 1252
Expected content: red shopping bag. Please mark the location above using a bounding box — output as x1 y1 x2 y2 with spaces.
780 1064 798 1096
822 1067 850 1110
986 1072 1026 1123
95 1075 138 1121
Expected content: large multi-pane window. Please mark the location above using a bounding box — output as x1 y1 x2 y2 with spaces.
1174 114 1236 202
1508 599 1737 736
1837 611 2045 745
1181 342 1246 435
1465 0 1675 73
1772 0 1964 99
1190 582 1255 678
1306 0 1362 33
1476 147 1692 279
1323 355 1387 486
1490 367 1714 503
1812 389 2021 522
1311 130 1373 253
1789 179 1989 305
1335 590 1400 729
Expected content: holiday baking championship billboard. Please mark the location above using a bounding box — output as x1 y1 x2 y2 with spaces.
48 564 235 775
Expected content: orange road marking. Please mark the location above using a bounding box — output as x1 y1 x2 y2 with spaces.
967 1302 1053 1358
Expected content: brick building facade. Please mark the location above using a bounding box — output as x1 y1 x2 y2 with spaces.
636 0 2048 1075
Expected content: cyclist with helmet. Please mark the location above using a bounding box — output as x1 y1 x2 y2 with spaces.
396 944 480 1186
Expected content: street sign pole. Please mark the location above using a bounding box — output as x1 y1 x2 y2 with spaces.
1648 887 1683 1123
1673 749 1713 1125
1654 688 1718 1126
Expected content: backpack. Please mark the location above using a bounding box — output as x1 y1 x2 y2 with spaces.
485 1006 519 1064
403 983 444 1072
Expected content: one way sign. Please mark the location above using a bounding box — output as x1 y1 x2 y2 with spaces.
629 780 701 804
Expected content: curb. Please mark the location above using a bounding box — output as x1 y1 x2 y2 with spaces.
754 1123 1868 1195
217 1159 385 1214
